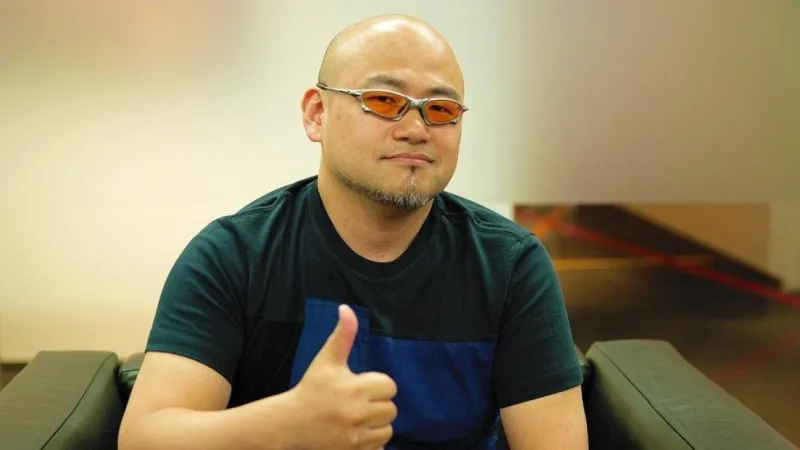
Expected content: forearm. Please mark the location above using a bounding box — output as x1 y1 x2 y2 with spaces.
119 390 302 450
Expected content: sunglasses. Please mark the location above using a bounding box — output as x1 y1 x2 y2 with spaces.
316 82 468 126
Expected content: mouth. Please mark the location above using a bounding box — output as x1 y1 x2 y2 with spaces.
383 153 433 165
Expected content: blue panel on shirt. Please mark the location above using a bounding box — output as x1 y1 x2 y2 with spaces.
289 297 372 382
290 298 499 449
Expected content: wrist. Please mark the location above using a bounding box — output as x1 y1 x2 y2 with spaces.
270 388 309 450
224 388 309 450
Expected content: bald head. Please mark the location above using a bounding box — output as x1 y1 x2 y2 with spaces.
302 15 467 214
317 14 464 94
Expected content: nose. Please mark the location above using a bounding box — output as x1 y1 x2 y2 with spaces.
391 107 431 145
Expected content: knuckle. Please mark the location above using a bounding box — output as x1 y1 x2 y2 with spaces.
351 378 367 394
341 409 363 426
386 377 398 395
372 373 390 385
346 430 364 448
383 424 395 442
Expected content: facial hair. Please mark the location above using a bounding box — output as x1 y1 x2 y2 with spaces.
333 166 434 212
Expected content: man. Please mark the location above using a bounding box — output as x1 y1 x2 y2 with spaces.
119 13 588 450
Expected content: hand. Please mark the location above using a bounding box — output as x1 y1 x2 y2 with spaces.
289 304 398 449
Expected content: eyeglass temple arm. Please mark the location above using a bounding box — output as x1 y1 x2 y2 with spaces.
316 82 358 96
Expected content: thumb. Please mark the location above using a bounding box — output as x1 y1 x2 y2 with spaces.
318 304 358 366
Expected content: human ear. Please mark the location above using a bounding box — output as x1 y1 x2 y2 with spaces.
301 88 324 143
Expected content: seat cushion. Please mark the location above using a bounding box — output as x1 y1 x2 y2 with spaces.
575 343 592 386
118 352 145 402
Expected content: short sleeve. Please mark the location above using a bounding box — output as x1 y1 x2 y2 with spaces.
145 218 247 385
493 234 583 409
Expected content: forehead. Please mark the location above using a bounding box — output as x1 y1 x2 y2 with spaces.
357 71 462 102
334 24 464 98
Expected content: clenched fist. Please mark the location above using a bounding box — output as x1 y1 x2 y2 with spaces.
288 304 398 449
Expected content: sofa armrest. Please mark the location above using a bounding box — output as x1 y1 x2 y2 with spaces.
0 351 124 450
584 340 794 450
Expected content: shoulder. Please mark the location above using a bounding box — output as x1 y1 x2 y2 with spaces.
434 191 536 249
231 176 316 221
432 191 553 286
202 176 315 237
174 177 316 271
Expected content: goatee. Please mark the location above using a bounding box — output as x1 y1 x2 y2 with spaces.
333 168 433 212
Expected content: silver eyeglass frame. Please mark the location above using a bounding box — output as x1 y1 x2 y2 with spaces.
316 82 468 126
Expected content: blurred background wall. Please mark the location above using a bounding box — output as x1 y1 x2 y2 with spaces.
1 0 798 361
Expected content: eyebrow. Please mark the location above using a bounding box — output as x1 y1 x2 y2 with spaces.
361 74 462 102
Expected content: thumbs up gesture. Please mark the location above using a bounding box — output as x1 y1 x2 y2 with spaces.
288 304 398 449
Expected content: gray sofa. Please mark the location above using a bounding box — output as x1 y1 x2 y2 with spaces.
0 339 795 449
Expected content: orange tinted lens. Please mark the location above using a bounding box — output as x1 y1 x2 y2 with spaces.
425 99 462 123
361 91 407 117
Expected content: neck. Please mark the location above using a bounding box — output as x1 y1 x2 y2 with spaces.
317 170 433 263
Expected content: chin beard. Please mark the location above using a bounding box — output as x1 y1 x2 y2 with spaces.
333 168 434 212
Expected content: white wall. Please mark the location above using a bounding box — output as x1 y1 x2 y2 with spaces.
770 202 800 292
1 0 798 360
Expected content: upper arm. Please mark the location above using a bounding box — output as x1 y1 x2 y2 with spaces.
120 351 232 430
500 385 588 450
144 219 249 384
493 234 586 447
121 219 247 424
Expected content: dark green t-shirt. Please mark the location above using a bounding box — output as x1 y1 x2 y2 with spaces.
146 176 582 449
